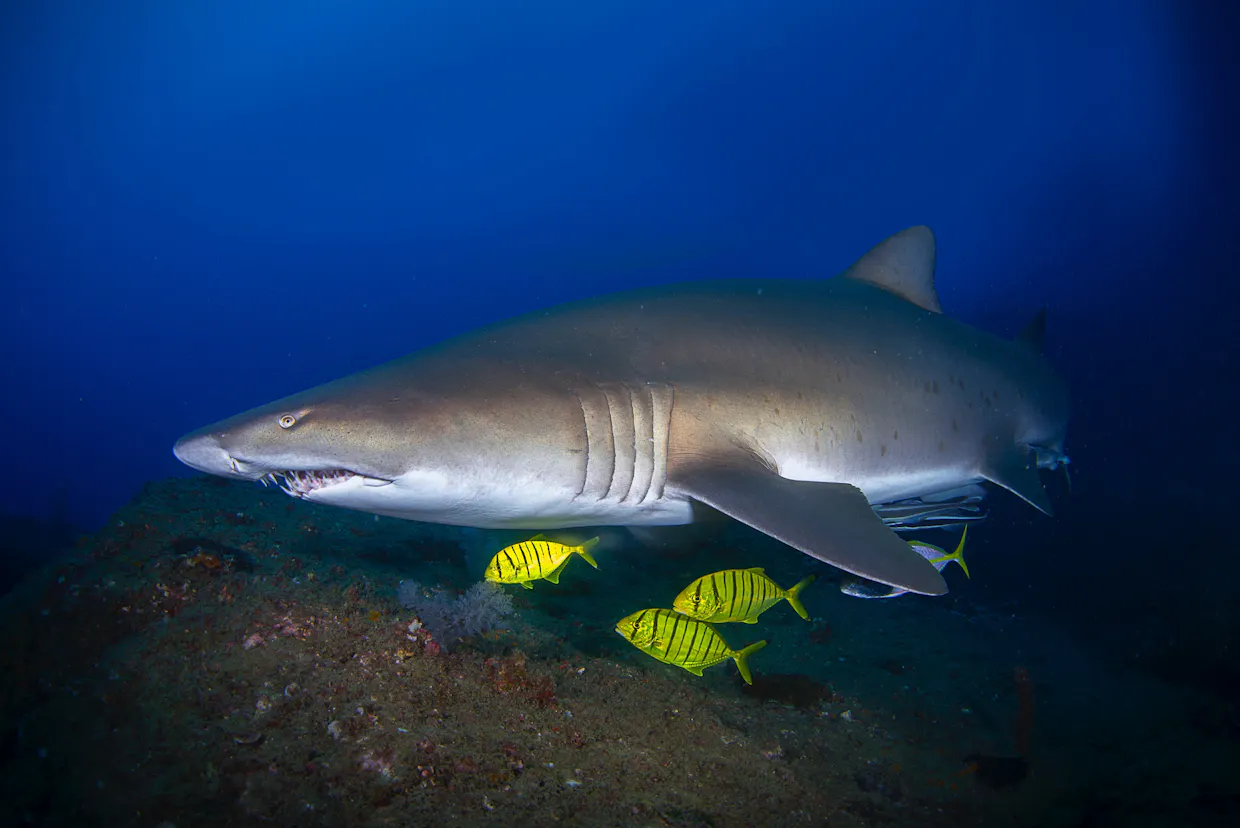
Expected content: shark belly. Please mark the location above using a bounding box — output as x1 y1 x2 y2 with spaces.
304 468 696 528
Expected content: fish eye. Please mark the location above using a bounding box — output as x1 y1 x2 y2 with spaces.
278 414 297 429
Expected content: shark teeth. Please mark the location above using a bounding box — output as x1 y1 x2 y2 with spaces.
265 469 356 497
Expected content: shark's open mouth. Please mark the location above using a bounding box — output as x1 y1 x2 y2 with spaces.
263 469 357 497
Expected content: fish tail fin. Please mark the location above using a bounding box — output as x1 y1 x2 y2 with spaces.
732 639 768 685
951 525 970 579
783 574 817 621
576 536 601 568
929 526 970 579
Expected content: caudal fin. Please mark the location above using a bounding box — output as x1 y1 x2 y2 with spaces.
929 526 970 579
732 639 768 685
576 537 601 568
783 574 817 621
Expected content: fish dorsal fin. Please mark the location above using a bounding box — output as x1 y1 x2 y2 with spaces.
1017 307 1047 354
841 226 942 313
745 567 766 575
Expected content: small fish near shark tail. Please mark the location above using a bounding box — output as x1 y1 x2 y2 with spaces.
923 524 970 579
1035 447 1073 494
875 485 988 533
841 526 971 600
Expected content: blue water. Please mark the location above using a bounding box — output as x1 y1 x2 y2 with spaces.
3 0 1229 534
1 3 1238 823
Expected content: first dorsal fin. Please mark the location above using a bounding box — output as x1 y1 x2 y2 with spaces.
841 226 942 313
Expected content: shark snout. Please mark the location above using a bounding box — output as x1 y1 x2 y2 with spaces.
173 432 237 477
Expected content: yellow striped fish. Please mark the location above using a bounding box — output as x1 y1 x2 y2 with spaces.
672 568 815 624
615 608 767 684
483 534 599 589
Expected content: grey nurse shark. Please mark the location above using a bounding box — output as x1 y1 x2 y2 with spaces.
173 226 1070 596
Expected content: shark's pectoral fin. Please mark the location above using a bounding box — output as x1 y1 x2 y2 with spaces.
671 463 947 596
982 442 1054 516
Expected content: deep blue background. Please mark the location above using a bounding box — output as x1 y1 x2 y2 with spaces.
1 0 1234 561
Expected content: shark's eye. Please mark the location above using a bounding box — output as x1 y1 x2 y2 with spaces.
278 414 297 429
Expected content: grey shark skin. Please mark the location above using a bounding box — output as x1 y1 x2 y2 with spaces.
174 227 1069 596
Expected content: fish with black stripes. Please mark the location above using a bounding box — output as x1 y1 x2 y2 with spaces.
673 568 816 624
484 534 599 589
615 607 767 684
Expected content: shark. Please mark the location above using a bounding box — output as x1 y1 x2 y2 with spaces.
173 226 1070 595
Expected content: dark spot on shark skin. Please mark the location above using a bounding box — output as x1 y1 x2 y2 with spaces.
881 444 887 457
856 430 863 443
893 430 898 440
952 419 959 433
959 378 966 390
993 388 1000 400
